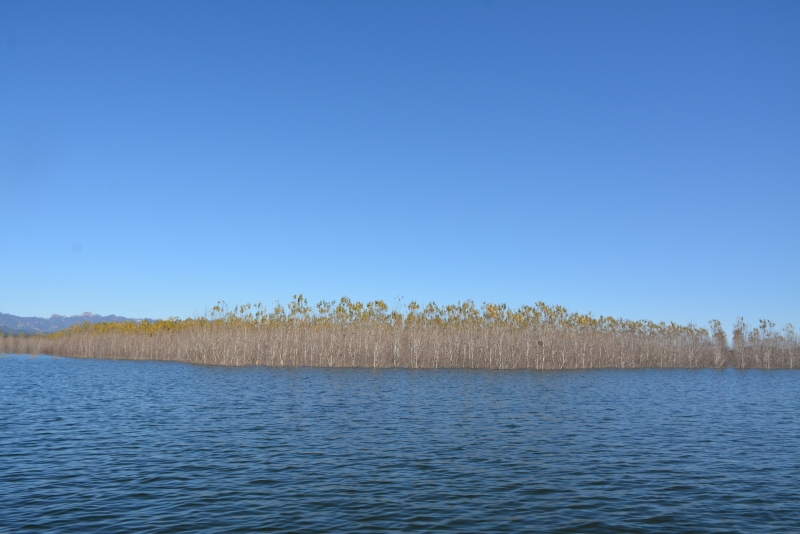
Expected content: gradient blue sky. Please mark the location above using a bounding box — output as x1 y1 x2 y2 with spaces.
1 0 798 330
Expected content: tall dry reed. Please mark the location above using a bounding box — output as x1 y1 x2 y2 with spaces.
2 296 797 369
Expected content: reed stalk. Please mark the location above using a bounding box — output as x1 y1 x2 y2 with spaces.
2 296 798 369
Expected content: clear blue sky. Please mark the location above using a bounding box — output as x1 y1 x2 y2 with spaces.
1 1 798 331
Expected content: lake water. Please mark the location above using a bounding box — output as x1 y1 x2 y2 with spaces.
1 355 799 532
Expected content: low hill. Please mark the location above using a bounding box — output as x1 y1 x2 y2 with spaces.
0 311 140 335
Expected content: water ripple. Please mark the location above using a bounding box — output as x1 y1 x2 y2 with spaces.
1 355 799 532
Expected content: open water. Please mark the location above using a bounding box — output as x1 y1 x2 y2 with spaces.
1 354 799 532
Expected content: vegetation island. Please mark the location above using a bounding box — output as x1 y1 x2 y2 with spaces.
2 296 797 369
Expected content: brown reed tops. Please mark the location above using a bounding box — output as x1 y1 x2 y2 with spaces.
54 296 713 337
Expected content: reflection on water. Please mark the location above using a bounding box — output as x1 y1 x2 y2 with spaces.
1 355 799 532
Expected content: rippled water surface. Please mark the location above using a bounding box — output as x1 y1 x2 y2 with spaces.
2 355 799 532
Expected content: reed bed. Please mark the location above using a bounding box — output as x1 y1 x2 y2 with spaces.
2 297 798 369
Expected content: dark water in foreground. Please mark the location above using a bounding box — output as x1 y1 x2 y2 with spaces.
1 355 799 533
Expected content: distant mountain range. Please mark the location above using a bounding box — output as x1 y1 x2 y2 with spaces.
0 312 142 335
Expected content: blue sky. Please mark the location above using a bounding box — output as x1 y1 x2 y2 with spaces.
1 0 798 331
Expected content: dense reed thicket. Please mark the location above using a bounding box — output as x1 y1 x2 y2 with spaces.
2 296 798 369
